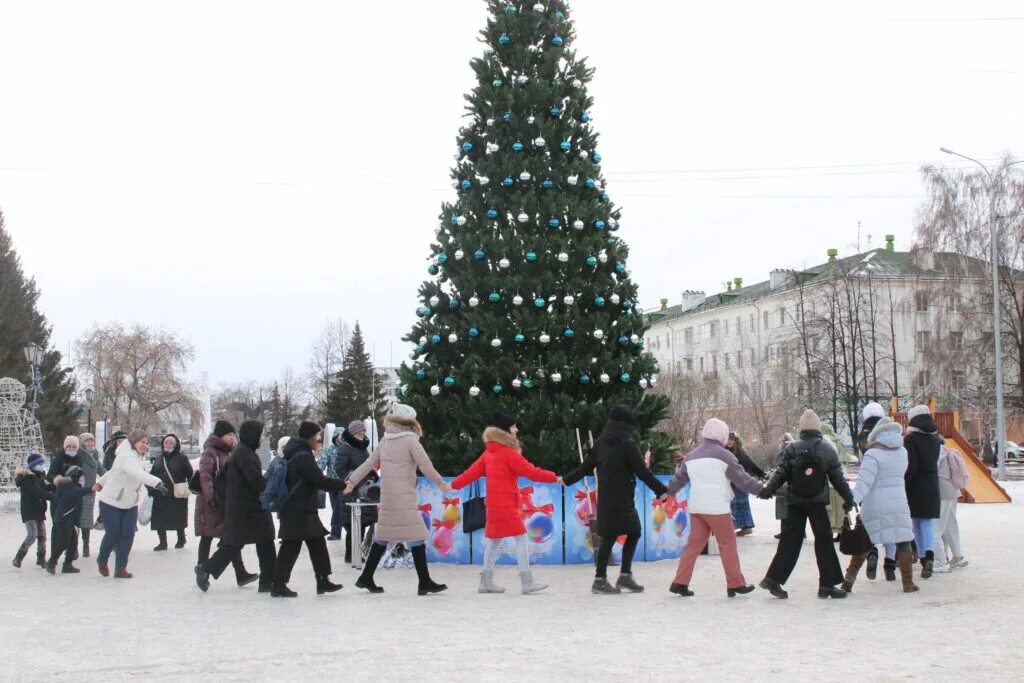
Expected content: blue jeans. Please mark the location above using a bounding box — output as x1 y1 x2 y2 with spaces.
884 518 935 560
98 501 138 571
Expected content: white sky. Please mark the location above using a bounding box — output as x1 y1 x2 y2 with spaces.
1 1 1022 386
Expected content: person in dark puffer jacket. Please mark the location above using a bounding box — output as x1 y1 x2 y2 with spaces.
901 405 942 579
13 454 55 569
47 466 92 575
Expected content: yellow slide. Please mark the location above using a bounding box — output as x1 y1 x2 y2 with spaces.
945 430 1012 504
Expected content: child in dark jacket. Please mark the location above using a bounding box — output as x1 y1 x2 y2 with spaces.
13 453 55 569
47 466 91 575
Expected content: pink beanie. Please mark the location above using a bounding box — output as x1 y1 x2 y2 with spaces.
701 418 730 445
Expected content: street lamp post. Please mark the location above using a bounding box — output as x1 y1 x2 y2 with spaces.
21 342 44 420
84 387 94 432
939 148 1024 480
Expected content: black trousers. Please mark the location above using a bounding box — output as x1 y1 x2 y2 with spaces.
49 523 77 566
596 532 640 579
342 522 373 561
274 537 331 585
198 535 248 578
207 540 276 584
766 502 843 587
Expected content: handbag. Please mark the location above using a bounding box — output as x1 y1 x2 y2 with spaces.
461 481 486 534
163 457 190 499
839 514 872 556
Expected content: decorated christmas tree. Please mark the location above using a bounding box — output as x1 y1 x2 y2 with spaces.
398 0 671 474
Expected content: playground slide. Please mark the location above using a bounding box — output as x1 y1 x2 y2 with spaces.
945 431 1012 504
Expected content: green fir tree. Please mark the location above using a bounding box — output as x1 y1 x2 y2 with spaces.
323 323 388 430
0 210 78 450
397 1 672 474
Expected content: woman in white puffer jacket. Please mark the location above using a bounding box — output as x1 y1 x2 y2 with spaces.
94 429 166 578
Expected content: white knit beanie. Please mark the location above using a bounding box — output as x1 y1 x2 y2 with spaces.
701 418 730 445
276 437 290 456
63 435 80 450
861 402 886 420
798 409 822 432
907 405 931 421
390 402 417 420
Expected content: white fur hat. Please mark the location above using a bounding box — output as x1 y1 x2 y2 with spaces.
390 402 417 420
276 437 290 456
862 402 886 420
868 417 903 445
907 405 931 421
701 418 730 445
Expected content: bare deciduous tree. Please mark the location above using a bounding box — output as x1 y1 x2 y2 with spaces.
307 318 349 416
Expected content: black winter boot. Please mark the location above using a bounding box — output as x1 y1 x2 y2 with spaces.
592 577 621 594
818 585 848 599
883 558 897 582
271 583 297 598
61 561 80 574
865 546 878 580
195 564 210 592
46 561 56 575
412 545 447 595
36 550 46 568
759 578 788 599
668 583 693 597
81 530 90 558
921 550 934 579
12 546 28 568
355 543 386 593
316 575 342 595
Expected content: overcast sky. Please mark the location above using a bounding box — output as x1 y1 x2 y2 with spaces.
1 1 1022 388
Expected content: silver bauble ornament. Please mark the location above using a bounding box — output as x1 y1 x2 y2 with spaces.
517 74 529 84
486 142 499 153
534 136 546 147
469 296 480 307
567 174 579 186
598 253 609 263
513 294 524 306
428 296 440 307
573 219 584 230
563 294 575 305
600 373 611 384
448 333 459 344
490 338 502 349
579 150 589 159
610 294 621 305
527 115 536 124
650 375 658 387
478 175 490 186
608 218 618 228
499 257 510 269
519 171 532 181
512 378 523 389
430 385 441 396
483 47 494 57
533 2 545 11
518 212 529 223
539 333 551 345
419 335 428 344
469 385 481 397
630 334 640 344
486 118 495 127
593 329 605 340
456 215 467 226
551 372 562 383
572 79 582 88
527 45 538 54
638 378 649 389
557 252 569 263
454 249 465 260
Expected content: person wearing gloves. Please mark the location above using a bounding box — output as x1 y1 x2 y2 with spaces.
334 420 378 564
840 418 918 593
47 465 92 575
270 421 348 598
150 434 194 551
903 405 942 578
75 433 105 558
45 436 84 565
93 429 168 578
562 405 667 595
346 403 453 596
12 453 55 569
758 409 855 599
451 412 560 595
856 402 887 580
665 418 764 598
932 437 969 573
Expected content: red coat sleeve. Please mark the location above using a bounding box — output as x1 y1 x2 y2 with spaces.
508 450 558 484
451 454 486 490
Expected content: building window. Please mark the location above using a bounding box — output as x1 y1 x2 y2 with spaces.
915 291 929 312
749 314 755 332
778 307 786 326
764 345 770 362
699 357 705 373
765 381 773 400
952 370 966 393
685 358 693 371
947 295 962 313
724 352 730 370
684 327 694 344
736 316 742 335
724 319 730 337
949 331 963 351
708 321 719 338
915 330 932 350
915 370 931 389
749 348 755 365
737 351 744 369
763 311 770 329
712 355 718 376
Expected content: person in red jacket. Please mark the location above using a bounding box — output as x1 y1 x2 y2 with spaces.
451 412 560 595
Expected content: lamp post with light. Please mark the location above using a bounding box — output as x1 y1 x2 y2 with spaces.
21 342 44 421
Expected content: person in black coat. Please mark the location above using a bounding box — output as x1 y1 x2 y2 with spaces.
149 434 194 551
758 410 854 599
102 431 128 471
334 420 378 563
47 466 92 574
46 436 85 564
562 405 667 595
196 420 277 594
904 405 942 577
12 454 55 569
270 421 347 598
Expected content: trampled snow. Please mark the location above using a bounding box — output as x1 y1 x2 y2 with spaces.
1 495 1020 681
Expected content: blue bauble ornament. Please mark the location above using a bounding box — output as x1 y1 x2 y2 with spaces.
493 384 504 394
593 152 602 163
623 300 633 310
444 376 456 388
560 140 571 151
586 256 598 267
450 216 459 226
551 35 563 46
416 306 428 318
415 344 425 353
615 263 625 274
469 327 480 338
416 369 427 380
595 220 605 230
427 264 439 275
599 193 609 202
431 335 442 345
581 112 591 122
488 292 501 303
474 249 486 260
620 372 631 383
526 251 538 262
549 106 562 118
486 209 498 219
503 111 512 122
462 142 473 153
523 378 535 389
534 297 546 308
618 335 629 346
548 218 560 228
461 179 472 190
551 78 561 87
580 373 591 384
594 296 606 307
505 3 517 13
514 333 526 343
493 79 503 88
554 10 564 19
498 34 511 46
512 141 524 152
542 179 554 189
437 253 448 264
563 328 575 338
448 298 460 310
585 178 596 188
502 176 514 187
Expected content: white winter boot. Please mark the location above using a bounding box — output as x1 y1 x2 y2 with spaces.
478 570 505 594
520 571 547 594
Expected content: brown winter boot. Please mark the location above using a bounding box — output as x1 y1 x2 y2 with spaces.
841 553 867 593
897 551 919 593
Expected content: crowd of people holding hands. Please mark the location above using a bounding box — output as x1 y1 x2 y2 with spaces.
11 398 969 601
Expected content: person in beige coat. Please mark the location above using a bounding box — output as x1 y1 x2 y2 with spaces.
345 402 452 595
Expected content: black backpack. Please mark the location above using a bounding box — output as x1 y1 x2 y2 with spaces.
788 439 827 499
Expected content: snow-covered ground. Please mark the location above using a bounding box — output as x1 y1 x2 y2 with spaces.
2 490 1022 682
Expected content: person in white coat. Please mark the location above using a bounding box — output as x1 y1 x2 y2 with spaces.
94 429 166 578
842 418 918 593
933 439 969 573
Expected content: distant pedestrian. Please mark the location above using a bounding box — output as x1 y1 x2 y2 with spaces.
932 438 969 573
346 403 452 596
451 412 559 594
12 453 55 569
726 431 763 537
665 419 764 598
94 429 168 578
334 420 378 564
75 433 105 558
758 410 854 599
562 405 667 595
149 434 193 551
270 421 348 598
903 405 942 578
318 431 344 540
196 420 277 594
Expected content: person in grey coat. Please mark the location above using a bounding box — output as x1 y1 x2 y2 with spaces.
841 418 918 593
76 433 105 558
